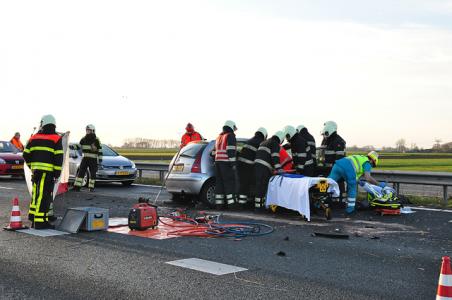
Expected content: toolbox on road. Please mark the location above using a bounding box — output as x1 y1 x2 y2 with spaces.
71 207 109 231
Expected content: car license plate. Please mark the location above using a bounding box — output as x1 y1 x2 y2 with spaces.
173 164 184 172
116 171 129 176
11 165 23 170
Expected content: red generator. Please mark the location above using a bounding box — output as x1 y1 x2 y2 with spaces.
128 203 158 230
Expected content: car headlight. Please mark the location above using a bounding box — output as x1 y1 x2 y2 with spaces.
0 159 5 164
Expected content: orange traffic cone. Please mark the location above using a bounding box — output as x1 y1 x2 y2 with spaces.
437 256 452 300
3 197 28 231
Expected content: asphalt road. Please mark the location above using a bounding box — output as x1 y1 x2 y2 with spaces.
0 178 451 299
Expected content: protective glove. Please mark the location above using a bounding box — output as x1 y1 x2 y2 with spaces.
358 180 366 187
378 181 386 188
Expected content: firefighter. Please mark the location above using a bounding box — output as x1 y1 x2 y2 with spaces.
318 121 346 174
237 127 267 208
254 131 285 210
213 120 237 209
328 151 384 213
180 123 203 148
10 132 24 151
283 125 309 175
297 125 316 176
319 121 347 199
23 115 63 229
73 124 102 192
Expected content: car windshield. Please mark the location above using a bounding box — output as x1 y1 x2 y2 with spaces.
101 145 118 157
180 143 207 158
0 141 19 153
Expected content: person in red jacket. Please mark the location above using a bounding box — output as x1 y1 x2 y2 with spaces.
180 123 203 148
279 147 293 172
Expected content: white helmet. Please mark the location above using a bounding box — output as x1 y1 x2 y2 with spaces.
224 120 237 131
321 121 337 137
283 125 296 140
256 127 268 139
274 131 285 144
40 114 56 127
86 124 96 132
296 125 306 132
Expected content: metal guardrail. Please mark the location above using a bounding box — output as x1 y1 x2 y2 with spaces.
135 162 452 206
372 170 452 205
135 162 169 182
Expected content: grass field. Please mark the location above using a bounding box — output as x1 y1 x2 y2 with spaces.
114 148 452 172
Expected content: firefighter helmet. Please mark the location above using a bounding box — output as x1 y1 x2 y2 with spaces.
40 114 56 127
296 125 306 132
367 151 379 167
274 131 285 144
86 124 96 132
256 127 268 139
224 120 237 131
283 125 296 140
321 121 337 137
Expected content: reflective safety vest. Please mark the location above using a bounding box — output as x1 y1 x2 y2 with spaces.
10 137 24 151
215 133 235 162
23 133 64 175
347 155 370 180
80 136 102 160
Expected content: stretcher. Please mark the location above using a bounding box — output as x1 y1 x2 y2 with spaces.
265 174 340 221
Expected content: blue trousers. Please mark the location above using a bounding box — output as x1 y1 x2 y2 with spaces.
328 163 357 198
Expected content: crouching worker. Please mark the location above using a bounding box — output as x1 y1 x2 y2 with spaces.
328 151 384 214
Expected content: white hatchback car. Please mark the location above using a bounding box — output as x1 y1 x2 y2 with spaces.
68 143 137 186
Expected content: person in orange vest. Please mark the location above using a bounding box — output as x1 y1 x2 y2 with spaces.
10 132 24 151
180 123 203 148
279 146 293 172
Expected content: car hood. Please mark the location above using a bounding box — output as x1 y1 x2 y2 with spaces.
101 155 133 167
0 153 24 161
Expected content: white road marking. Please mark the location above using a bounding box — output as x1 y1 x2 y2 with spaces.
407 206 452 213
0 186 14 190
166 258 247 275
17 229 70 237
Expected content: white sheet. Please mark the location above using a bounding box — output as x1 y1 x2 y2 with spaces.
265 176 340 221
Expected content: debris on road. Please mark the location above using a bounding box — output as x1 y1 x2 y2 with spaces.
312 232 349 239
276 251 286 257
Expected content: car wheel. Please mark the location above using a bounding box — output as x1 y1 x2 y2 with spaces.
199 179 216 208
122 180 134 186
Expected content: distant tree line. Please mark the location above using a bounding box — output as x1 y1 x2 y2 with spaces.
121 138 179 149
347 138 452 153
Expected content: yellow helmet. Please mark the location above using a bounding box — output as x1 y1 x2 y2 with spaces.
367 151 379 167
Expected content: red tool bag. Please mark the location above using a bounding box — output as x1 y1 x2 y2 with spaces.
128 203 158 230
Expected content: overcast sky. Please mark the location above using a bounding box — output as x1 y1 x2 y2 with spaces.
1 0 451 148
